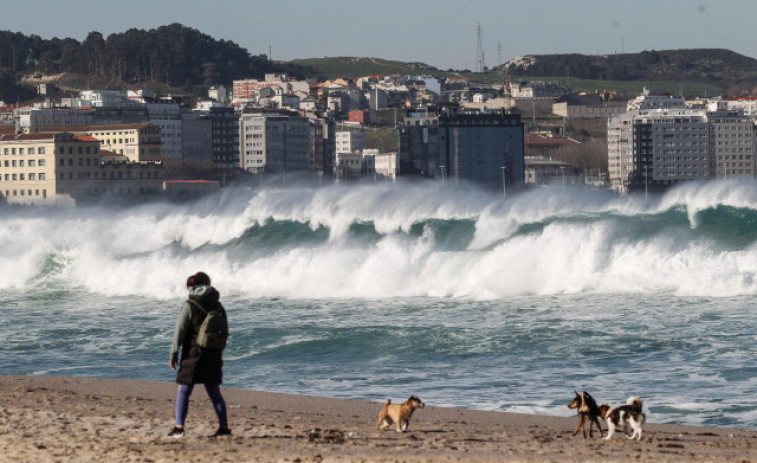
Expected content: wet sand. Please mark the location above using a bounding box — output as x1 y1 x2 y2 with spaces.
1 374 755 462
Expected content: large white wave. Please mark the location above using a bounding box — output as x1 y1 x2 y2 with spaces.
2 179 757 299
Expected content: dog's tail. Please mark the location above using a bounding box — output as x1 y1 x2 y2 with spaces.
627 396 643 413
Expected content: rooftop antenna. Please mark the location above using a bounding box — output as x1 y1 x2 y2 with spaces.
475 23 486 72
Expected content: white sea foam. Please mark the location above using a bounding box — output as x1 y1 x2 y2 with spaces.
2 180 757 299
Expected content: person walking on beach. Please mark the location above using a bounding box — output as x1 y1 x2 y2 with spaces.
168 271 231 438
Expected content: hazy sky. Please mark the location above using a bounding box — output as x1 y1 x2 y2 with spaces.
4 0 756 70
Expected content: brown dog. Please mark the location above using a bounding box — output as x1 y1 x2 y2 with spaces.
376 396 425 432
568 390 604 438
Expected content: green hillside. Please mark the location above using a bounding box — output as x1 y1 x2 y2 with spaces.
290 57 445 80
288 56 725 97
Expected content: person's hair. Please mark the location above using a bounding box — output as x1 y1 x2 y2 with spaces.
186 271 211 288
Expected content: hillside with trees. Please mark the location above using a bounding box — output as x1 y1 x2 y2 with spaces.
0 23 314 101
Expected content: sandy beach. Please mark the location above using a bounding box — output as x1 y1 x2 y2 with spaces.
1 375 755 462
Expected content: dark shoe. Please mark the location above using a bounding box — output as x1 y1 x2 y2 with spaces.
167 426 185 438
210 427 232 438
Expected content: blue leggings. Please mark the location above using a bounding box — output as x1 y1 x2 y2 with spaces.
175 383 228 428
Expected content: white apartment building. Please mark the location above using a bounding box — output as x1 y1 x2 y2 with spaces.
208 85 227 104
79 90 127 107
626 87 686 111
362 149 398 180
335 130 366 154
145 102 182 159
239 111 311 174
607 110 638 193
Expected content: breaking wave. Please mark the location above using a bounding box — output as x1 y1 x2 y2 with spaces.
2 178 757 300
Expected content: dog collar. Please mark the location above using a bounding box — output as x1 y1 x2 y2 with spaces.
607 410 614 419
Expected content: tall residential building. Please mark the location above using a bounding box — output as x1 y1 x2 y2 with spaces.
399 111 440 176
145 101 182 159
400 108 525 187
437 108 524 189
709 112 756 178
608 108 756 193
238 110 311 174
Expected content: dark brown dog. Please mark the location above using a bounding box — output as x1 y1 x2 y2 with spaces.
568 390 604 438
376 396 425 432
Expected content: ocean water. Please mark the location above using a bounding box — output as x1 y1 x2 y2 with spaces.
2 178 757 429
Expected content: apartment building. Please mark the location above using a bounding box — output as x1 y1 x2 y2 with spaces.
607 111 637 193
608 108 756 193
709 112 755 178
335 130 366 154
238 110 311 174
399 112 440 176
0 132 163 205
85 123 162 162
400 107 525 189
437 108 525 189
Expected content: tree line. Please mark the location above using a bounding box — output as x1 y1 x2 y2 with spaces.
0 23 314 101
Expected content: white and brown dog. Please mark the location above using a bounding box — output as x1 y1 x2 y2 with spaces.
376 396 425 432
600 396 646 441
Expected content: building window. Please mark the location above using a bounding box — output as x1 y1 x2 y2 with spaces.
39 173 45 180
29 173 35 180
39 159 45 167
39 147 45 154
19 148 24 155
28 148 35 155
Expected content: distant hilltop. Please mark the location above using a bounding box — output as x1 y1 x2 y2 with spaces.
294 49 757 95
498 49 757 92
